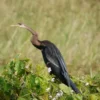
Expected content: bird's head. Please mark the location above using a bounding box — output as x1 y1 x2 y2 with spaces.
11 23 29 30
11 23 42 47
11 23 38 36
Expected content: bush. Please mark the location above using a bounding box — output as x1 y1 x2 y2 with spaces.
0 59 100 100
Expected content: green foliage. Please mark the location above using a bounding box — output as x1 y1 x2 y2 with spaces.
0 59 100 100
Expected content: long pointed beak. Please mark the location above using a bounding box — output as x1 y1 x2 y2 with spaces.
11 25 20 27
11 23 26 28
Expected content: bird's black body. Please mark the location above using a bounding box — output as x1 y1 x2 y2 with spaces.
14 23 80 94
39 40 80 93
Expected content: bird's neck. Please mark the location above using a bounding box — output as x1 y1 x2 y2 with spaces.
31 35 40 45
31 36 45 50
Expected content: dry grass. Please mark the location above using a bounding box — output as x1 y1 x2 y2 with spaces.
0 0 100 75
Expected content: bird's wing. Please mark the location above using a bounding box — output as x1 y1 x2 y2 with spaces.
45 45 70 85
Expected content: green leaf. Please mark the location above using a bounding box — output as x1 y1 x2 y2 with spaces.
17 97 26 100
26 74 36 89
89 94 99 100
4 83 12 93
19 88 30 97
59 83 72 95
14 60 25 76
0 77 5 90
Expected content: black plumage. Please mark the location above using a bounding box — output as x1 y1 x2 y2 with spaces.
13 23 80 93
41 40 80 93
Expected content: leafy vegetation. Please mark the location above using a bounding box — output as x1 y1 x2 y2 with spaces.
0 58 100 100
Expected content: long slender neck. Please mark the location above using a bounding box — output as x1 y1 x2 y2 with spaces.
21 24 37 36
20 24 41 47
31 35 41 47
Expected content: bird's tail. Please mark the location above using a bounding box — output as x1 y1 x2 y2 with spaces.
69 79 81 94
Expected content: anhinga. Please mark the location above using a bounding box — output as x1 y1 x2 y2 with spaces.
12 23 80 93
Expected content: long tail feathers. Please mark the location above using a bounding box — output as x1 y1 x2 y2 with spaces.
69 79 81 94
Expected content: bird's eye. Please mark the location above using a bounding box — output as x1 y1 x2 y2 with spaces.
18 23 22 25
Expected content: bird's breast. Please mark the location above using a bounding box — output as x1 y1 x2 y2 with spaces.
41 50 49 66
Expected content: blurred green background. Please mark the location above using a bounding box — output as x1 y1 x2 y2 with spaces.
0 0 100 76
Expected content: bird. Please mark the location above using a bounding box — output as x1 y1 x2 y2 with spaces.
12 23 80 93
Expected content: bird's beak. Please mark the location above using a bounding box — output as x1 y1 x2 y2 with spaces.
11 23 26 29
